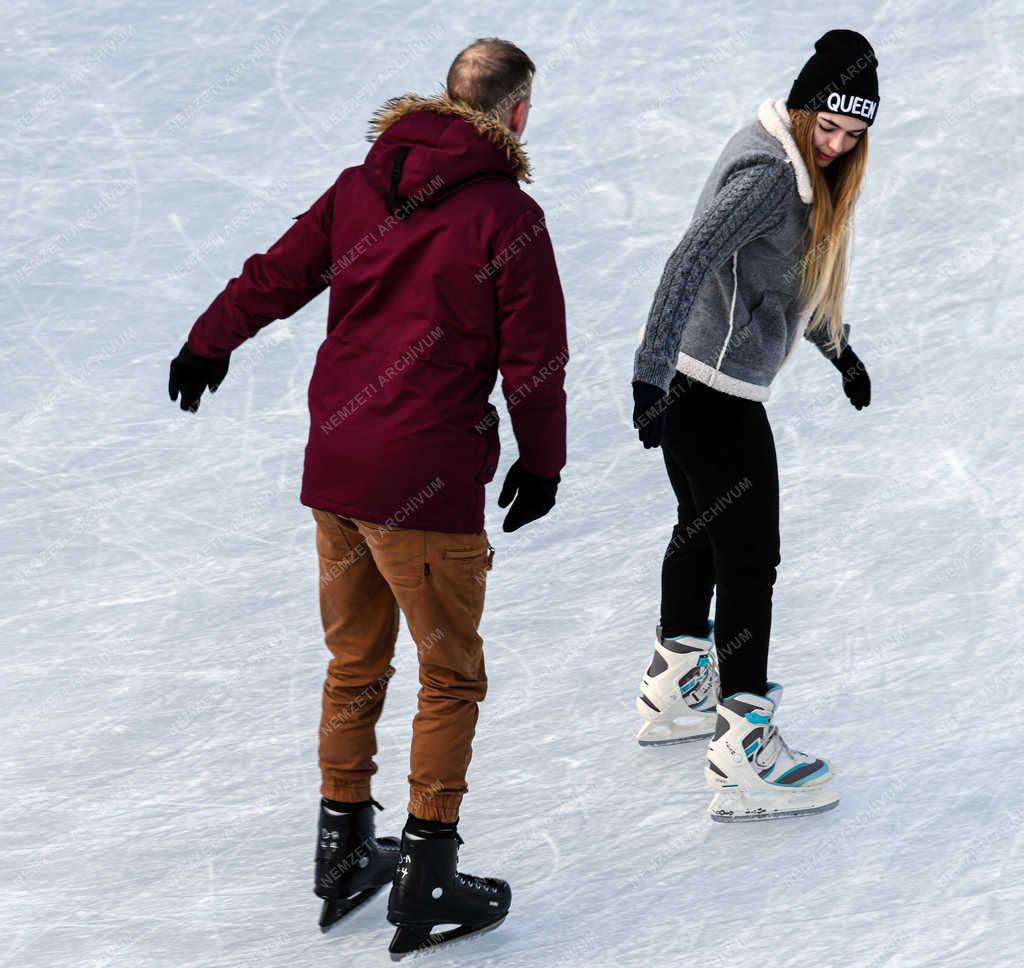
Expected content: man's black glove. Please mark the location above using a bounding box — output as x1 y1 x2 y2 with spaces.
169 341 230 413
497 459 560 533
832 345 871 410
632 381 668 448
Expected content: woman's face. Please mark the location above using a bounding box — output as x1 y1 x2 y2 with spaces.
812 112 867 166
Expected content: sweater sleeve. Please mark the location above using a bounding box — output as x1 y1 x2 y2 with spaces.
186 178 337 358
633 161 792 392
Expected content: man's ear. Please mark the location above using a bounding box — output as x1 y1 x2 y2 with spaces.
507 99 526 136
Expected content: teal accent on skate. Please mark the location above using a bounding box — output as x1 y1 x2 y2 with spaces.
666 620 713 642
773 762 824 785
744 711 771 724
744 739 760 756
784 763 830 786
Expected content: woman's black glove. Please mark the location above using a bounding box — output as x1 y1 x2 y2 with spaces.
632 381 668 448
169 341 230 413
832 346 871 410
497 459 560 533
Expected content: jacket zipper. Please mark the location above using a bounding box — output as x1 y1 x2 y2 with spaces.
710 250 739 388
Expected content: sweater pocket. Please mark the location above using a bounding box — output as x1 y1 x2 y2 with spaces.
727 290 788 375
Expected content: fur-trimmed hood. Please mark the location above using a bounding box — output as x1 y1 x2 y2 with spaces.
362 92 531 210
368 92 531 182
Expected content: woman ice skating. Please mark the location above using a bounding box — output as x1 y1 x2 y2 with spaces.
630 29 877 821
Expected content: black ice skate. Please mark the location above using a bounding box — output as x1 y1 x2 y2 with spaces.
314 798 400 932
386 831 511 959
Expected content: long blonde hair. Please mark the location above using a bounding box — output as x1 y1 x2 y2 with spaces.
788 109 869 354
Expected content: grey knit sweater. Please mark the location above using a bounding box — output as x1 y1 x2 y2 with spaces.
633 98 850 401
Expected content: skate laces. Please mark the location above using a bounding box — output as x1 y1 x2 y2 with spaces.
690 647 718 708
455 872 499 894
451 838 497 894
705 648 719 692
756 720 800 768
756 723 784 766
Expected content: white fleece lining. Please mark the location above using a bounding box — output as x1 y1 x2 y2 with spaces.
757 98 813 205
636 318 773 401
674 350 771 402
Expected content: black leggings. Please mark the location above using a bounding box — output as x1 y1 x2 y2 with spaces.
659 373 780 698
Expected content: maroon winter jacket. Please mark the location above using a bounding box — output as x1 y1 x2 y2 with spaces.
187 94 568 533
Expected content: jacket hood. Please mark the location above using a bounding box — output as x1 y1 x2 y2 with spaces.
363 92 532 211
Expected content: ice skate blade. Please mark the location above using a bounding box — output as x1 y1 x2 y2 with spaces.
636 720 713 747
708 787 839 823
388 915 507 960
318 884 385 932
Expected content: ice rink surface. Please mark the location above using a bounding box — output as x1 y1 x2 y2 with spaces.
2 1 1022 965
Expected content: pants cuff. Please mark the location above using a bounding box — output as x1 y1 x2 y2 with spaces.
321 781 372 803
408 791 463 823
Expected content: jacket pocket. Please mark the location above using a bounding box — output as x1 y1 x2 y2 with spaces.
731 290 765 339
474 403 501 484
729 290 788 372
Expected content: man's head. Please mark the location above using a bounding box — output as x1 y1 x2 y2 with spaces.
446 38 534 139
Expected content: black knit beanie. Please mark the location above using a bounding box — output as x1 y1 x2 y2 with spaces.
787 29 880 125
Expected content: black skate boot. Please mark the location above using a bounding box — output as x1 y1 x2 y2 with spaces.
314 797 400 932
386 826 511 959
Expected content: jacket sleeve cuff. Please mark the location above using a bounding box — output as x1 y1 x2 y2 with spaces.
511 406 566 479
633 351 676 394
805 321 850 362
830 342 858 372
186 317 234 359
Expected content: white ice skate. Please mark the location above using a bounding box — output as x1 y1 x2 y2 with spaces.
635 623 719 746
705 683 838 822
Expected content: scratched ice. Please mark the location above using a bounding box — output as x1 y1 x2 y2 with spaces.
2 2 1022 966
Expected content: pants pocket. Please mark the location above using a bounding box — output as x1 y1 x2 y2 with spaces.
442 544 494 570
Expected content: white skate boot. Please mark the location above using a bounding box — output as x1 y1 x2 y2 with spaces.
635 623 719 746
705 683 838 822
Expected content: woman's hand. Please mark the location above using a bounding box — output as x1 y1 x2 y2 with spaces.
833 346 871 410
632 381 668 448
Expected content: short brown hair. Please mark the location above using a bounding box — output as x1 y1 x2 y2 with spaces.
446 38 535 114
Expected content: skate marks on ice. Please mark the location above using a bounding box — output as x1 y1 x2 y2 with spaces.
4 0 1024 966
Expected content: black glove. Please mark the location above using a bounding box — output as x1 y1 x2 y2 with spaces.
632 381 668 448
497 459 560 533
832 345 871 410
169 341 230 413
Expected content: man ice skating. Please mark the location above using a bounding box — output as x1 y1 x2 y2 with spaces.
168 37 568 956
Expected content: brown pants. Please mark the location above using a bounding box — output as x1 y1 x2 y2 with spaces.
312 508 493 823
